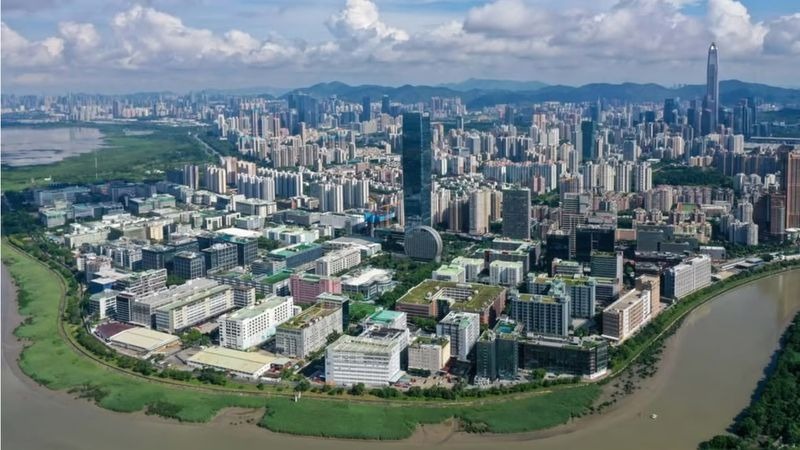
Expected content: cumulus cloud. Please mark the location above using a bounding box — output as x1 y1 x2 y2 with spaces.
707 0 767 55
763 13 800 55
1 22 65 68
2 0 799 90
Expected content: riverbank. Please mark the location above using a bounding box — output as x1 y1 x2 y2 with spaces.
5 262 799 449
0 239 599 440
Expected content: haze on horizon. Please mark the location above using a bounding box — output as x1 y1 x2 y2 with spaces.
2 0 799 94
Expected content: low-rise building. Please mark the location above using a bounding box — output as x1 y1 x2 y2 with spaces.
663 255 712 299
450 257 484 282
364 309 407 330
408 336 451 373
432 264 466 283
275 303 343 358
340 268 396 301
187 346 277 380
520 335 608 379
218 295 295 350
395 280 506 325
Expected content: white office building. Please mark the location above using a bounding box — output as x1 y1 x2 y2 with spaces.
489 260 524 286
436 311 480 361
664 255 712 299
218 295 295 350
153 280 234 334
316 247 361 276
325 328 406 386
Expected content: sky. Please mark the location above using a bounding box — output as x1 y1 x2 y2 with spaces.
2 0 799 94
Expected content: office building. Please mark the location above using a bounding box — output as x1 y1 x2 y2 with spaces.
590 251 623 291
529 274 597 319
450 257 484 282
436 311 480 361
203 243 238 273
232 285 257 308
575 225 615 263
489 260 524 286
153 280 235 334
432 264 466 283
87 290 118 320
408 336 451 373
173 251 206 280
402 112 432 227
509 291 570 337
602 288 656 342
404 225 443 262
786 151 800 229
289 273 342 305
340 268 396 301
663 255 712 299
218 295 295 350
365 310 407 330
520 336 608 378
275 303 343 358
476 319 523 381
706 42 719 133
325 327 407 386
316 247 361 276
502 187 531 240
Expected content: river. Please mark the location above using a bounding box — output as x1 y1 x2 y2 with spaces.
2 267 799 450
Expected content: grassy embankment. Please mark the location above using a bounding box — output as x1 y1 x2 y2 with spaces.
1 124 215 191
1 238 599 439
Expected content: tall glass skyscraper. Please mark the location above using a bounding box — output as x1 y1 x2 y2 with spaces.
705 42 719 133
402 112 432 228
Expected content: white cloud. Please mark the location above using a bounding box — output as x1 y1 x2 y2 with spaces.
707 0 767 55
1 22 64 68
763 13 800 55
2 0 799 90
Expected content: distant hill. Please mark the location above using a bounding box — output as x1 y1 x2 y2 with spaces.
438 78 548 92
280 80 800 108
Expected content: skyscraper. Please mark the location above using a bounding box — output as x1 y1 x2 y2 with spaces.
381 95 390 115
786 151 800 229
361 96 371 122
502 186 531 240
581 120 596 162
705 42 719 133
402 112 432 228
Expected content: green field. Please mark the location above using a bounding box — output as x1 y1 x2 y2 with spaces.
1 239 600 439
1 124 215 191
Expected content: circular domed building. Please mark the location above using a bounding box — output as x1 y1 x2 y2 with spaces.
404 225 443 263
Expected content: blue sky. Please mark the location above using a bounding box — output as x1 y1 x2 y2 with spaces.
2 0 799 93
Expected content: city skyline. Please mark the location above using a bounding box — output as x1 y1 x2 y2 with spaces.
2 0 800 93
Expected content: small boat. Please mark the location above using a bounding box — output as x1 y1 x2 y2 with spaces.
650 414 658 420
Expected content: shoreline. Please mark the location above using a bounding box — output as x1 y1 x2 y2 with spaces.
5 262 799 447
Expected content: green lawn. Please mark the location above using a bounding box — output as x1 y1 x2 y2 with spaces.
1 124 215 191
1 239 600 438
260 385 600 439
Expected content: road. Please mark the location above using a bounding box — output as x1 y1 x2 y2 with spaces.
192 132 226 165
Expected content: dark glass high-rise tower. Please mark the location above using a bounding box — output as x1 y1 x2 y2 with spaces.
705 42 719 133
402 112 432 228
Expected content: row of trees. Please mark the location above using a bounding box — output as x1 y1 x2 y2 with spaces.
700 313 800 449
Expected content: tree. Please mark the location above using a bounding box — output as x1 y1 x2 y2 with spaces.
294 379 310 392
166 274 185 287
348 383 365 396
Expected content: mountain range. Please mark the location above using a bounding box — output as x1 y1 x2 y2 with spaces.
281 80 800 108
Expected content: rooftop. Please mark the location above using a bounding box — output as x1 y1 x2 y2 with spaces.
156 284 231 312
188 346 275 375
222 296 292 321
279 303 340 330
366 309 405 325
108 326 179 352
397 279 505 311
270 243 320 259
